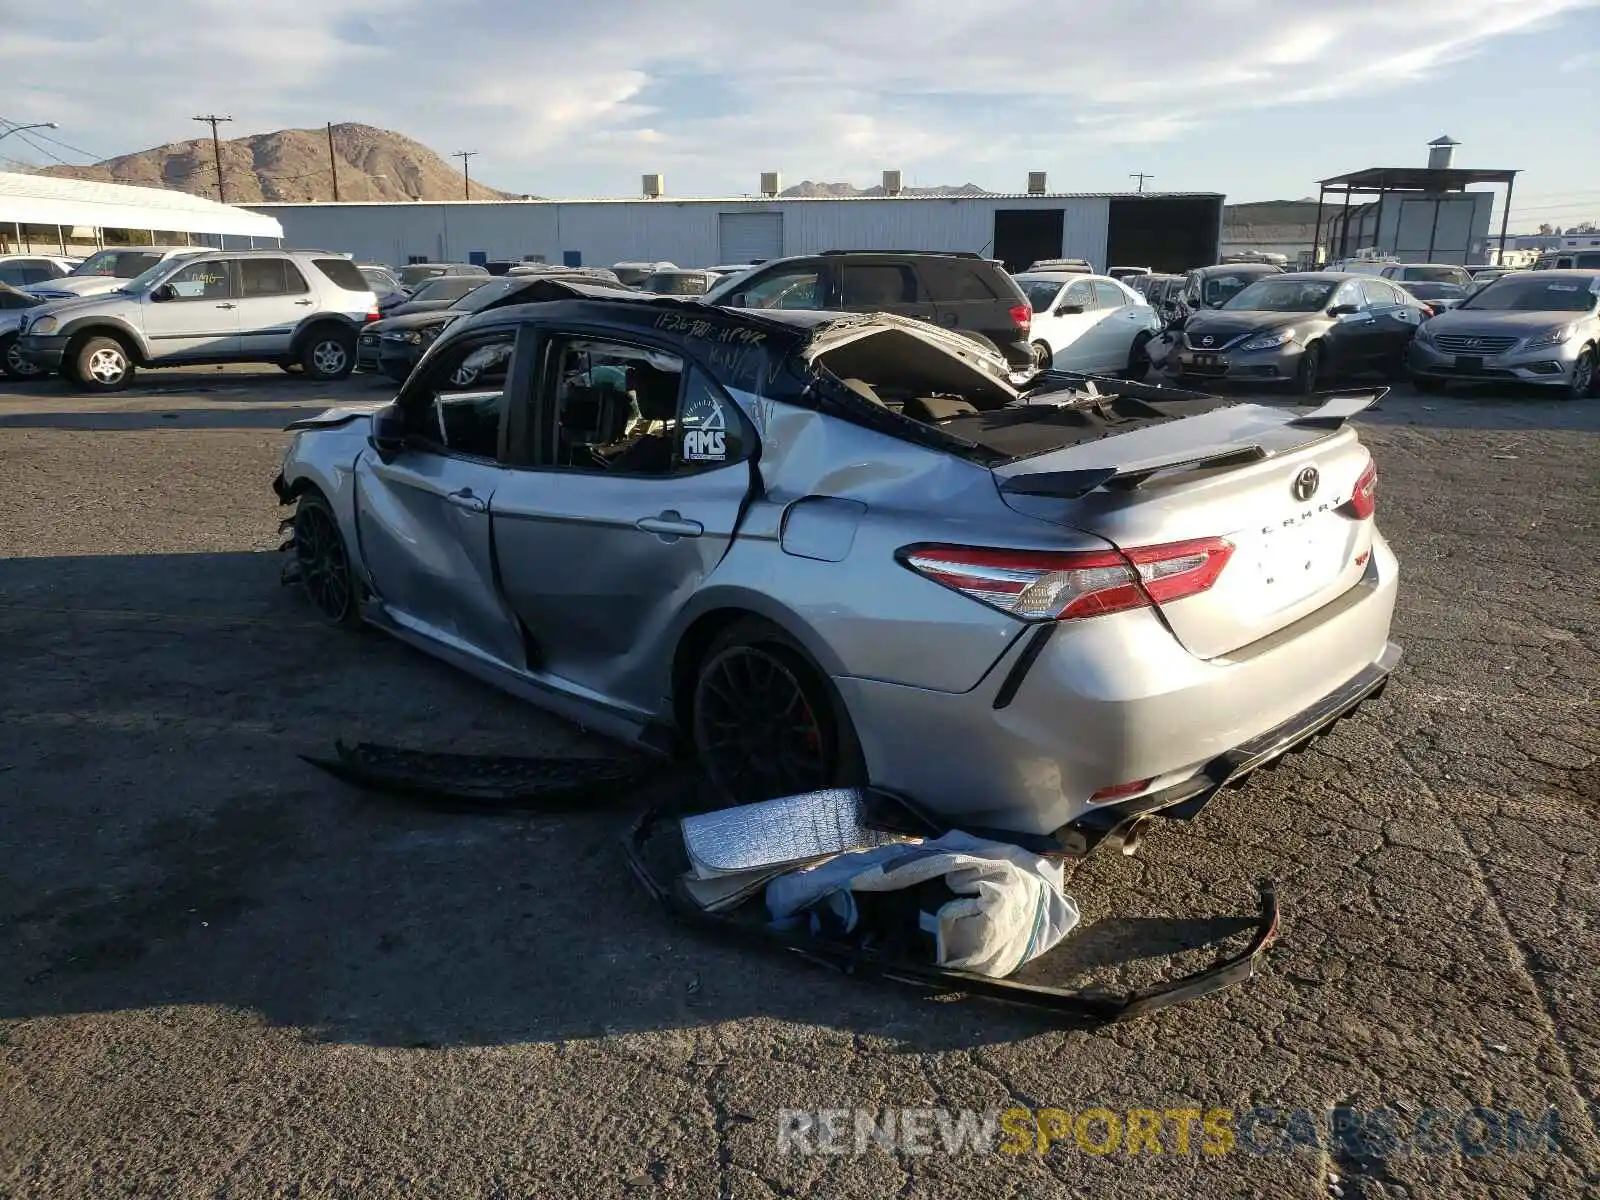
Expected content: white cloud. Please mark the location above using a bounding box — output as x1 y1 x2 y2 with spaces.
2 0 1595 193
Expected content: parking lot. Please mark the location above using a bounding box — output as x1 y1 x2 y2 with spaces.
1 367 1596 1198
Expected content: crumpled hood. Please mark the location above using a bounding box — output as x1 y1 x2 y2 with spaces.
383 297 460 317
802 312 1020 409
283 400 392 431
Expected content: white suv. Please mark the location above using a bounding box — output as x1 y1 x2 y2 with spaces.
16 250 377 391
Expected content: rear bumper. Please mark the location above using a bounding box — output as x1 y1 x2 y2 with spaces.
835 531 1401 842
16 334 69 370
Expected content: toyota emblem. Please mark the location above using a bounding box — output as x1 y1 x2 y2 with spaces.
1292 466 1320 502
1201 335 1215 346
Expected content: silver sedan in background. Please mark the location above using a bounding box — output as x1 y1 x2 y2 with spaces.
1408 270 1600 398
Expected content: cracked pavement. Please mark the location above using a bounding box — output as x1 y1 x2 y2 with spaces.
0 369 1595 1198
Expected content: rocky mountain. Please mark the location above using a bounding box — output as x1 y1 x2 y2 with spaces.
779 180 993 198
37 123 519 203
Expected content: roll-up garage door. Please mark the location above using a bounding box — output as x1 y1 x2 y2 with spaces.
718 212 783 263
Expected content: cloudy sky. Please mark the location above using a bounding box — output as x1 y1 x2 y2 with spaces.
4 0 1598 226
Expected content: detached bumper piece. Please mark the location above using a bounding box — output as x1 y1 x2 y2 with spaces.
303 740 659 811
622 803 1281 1024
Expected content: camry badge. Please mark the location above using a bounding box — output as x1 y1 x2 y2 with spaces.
1292 466 1320 502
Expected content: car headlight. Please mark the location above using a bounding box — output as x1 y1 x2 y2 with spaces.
1239 328 1295 352
1524 323 1576 351
28 315 59 335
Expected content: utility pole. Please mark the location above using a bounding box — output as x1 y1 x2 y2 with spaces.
1129 172 1153 194
192 114 233 202
453 150 477 200
326 122 340 201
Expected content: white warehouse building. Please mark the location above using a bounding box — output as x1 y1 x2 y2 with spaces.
248 188 1226 276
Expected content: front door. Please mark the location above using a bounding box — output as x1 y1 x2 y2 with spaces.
236 257 316 356
490 335 756 711
352 327 526 667
140 257 240 361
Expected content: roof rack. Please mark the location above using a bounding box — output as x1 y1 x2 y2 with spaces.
820 249 981 258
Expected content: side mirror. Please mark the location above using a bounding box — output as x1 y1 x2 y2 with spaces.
1328 303 1360 317
369 402 406 463
150 283 177 302
1054 303 1085 316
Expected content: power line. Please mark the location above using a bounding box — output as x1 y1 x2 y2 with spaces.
4 125 74 168
0 116 100 162
192 114 232 202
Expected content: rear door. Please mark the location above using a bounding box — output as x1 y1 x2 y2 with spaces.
1090 279 1144 371
236 257 315 355
991 402 1377 659
488 331 757 712
1359 278 1420 360
352 325 527 667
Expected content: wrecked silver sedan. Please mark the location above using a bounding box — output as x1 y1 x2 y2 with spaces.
274 281 1400 854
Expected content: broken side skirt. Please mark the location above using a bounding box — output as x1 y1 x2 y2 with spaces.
622 805 1281 1023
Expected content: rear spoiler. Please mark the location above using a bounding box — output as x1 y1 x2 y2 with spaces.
999 445 1269 499
999 388 1386 500
1285 388 1387 430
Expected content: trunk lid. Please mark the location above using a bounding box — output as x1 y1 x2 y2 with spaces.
994 397 1378 659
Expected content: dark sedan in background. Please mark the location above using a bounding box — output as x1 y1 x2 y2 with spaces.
378 275 488 317
1169 272 1428 393
360 272 628 382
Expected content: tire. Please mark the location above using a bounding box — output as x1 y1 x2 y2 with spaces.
691 617 865 806
1 332 47 381
71 335 135 392
1565 346 1597 400
1122 332 1152 381
300 327 356 381
292 490 362 627
1412 375 1445 395
1030 340 1053 370
1292 341 1323 397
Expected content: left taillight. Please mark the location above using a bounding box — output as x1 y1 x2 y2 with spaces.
1346 459 1377 520
899 538 1234 621
1009 303 1031 332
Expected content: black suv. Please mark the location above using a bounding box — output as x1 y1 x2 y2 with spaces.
699 251 1034 370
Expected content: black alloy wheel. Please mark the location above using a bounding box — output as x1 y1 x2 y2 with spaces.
293 492 359 625
692 622 859 805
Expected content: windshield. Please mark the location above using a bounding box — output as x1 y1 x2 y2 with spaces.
1397 265 1470 285
360 266 398 290
453 277 527 311
1202 270 1273 305
1222 278 1336 312
71 249 165 279
1400 282 1465 301
1016 278 1065 312
411 277 483 304
1460 276 1600 313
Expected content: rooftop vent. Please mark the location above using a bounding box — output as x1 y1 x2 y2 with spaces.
882 169 903 196
1427 136 1460 170
1027 171 1047 195
760 171 781 198
642 173 664 199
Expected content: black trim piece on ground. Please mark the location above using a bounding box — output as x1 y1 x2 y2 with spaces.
621 802 1280 1023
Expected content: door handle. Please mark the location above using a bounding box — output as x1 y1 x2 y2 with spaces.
215 302 236 309
444 487 487 513
636 511 703 538
294 299 314 306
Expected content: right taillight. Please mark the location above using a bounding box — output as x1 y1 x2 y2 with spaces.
899 537 1234 621
1346 459 1377 520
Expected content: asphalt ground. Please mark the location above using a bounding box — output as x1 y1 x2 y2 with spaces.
0 365 1596 1199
